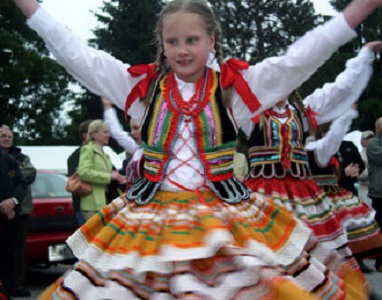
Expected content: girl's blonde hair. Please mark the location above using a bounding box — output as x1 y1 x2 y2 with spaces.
143 0 232 106
87 119 109 142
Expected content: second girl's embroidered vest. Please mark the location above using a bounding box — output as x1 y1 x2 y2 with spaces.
307 151 340 193
127 68 249 204
247 108 311 180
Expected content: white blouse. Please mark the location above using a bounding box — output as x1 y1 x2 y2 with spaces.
305 109 358 167
27 7 356 191
247 46 374 134
103 107 139 155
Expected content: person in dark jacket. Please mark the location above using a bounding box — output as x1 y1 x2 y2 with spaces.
367 116 382 272
338 140 365 196
0 148 26 299
67 120 92 226
0 125 36 297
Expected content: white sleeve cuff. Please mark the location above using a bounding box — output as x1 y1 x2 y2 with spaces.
27 7 60 37
325 13 357 46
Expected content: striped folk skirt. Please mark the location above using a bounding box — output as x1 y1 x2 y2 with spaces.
320 183 382 259
39 190 367 299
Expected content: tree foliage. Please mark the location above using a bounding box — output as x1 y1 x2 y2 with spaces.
209 0 319 62
90 0 163 64
1 1 75 145
315 0 382 131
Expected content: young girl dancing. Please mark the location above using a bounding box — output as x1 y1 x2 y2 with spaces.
306 105 382 269
12 0 382 298
243 42 382 265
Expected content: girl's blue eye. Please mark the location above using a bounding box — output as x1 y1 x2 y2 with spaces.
166 39 177 46
188 37 198 44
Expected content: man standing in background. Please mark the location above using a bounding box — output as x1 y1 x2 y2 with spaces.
367 117 382 273
0 125 36 297
358 130 374 206
338 139 365 196
0 128 26 299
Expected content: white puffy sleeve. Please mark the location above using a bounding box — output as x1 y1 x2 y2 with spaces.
305 109 358 166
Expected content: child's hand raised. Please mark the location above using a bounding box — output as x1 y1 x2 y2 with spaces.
365 41 382 53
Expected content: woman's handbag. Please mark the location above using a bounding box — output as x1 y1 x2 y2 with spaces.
65 172 92 196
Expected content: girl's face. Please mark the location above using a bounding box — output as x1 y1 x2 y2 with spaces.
93 127 110 146
276 98 288 109
162 12 215 83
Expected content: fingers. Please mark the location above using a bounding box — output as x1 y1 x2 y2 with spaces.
345 163 359 177
101 97 112 110
365 41 382 52
0 199 16 220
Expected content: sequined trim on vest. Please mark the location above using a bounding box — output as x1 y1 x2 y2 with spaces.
248 109 311 180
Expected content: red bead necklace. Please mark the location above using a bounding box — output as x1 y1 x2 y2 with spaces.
267 107 291 119
166 69 212 117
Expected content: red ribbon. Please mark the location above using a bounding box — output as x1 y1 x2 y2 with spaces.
305 106 318 132
330 156 340 169
220 58 261 113
124 63 158 117
281 124 291 169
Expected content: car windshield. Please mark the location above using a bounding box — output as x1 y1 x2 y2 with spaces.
32 173 71 198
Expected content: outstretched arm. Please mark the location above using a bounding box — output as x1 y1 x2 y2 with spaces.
303 41 382 125
102 98 139 155
238 0 382 123
12 0 143 115
305 108 358 167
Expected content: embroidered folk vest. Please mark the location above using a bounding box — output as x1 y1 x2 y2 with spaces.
247 108 311 180
127 68 249 204
307 151 339 189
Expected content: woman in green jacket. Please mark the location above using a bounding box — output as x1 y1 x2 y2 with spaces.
78 120 126 221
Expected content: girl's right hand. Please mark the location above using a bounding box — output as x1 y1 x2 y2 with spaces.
111 171 127 184
101 97 113 110
365 41 382 53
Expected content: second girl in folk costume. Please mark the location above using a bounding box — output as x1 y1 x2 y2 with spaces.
13 0 382 298
243 43 381 263
306 107 382 264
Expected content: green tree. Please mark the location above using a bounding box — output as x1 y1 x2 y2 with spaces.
90 0 163 64
209 0 319 62
1 1 75 145
326 0 382 131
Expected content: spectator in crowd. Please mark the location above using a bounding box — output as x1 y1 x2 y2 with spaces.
67 120 92 226
358 130 374 206
0 125 36 297
367 117 382 272
78 120 126 221
0 140 26 299
338 139 365 196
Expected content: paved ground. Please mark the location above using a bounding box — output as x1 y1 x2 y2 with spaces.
364 259 382 299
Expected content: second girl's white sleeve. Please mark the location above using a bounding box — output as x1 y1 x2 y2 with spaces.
233 14 356 131
104 107 139 154
305 109 358 166
303 46 374 125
